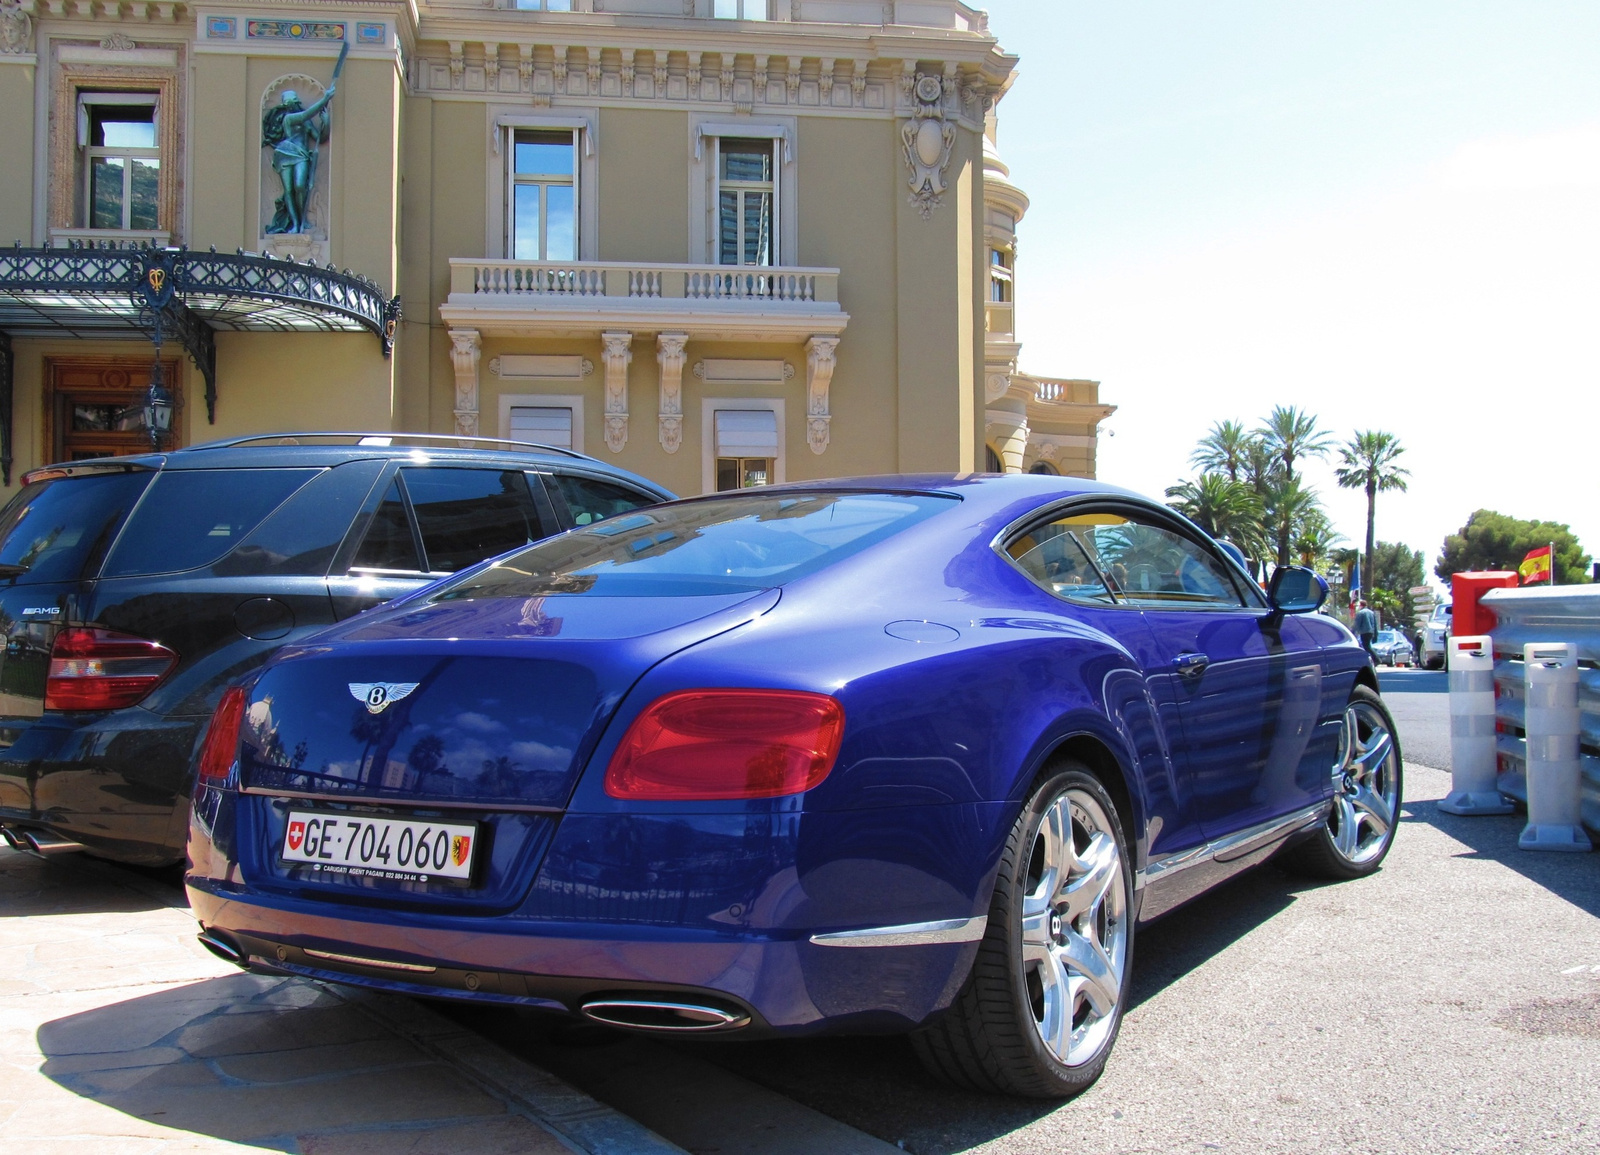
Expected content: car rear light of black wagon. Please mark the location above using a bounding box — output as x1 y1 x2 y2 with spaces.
45 627 179 711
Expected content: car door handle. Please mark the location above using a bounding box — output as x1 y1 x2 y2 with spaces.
1173 652 1210 675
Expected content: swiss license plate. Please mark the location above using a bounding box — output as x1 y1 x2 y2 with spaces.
281 810 478 883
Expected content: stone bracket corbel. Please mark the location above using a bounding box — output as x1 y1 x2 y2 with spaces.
601 330 633 452
657 332 688 453
449 328 481 438
805 335 838 454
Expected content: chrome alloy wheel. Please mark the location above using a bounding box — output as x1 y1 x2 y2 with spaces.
1020 788 1129 1068
1328 699 1401 866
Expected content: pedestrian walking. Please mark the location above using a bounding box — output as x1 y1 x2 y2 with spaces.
1353 599 1378 659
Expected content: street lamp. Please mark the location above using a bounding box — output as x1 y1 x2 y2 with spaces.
143 360 174 449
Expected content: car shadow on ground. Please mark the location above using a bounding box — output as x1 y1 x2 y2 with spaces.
0 847 185 918
1406 793 1599 919
458 859 1336 1155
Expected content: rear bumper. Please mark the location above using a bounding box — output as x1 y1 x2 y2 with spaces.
0 710 202 864
186 874 981 1036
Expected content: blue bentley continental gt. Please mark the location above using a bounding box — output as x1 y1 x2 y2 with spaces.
185 475 1401 1098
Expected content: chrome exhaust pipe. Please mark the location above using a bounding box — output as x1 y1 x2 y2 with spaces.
1 826 85 857
197 930 247 968
580 998 751 1033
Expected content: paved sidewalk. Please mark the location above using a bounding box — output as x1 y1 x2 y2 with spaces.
0 847 683 1154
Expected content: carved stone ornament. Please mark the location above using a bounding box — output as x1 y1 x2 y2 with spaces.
656 333 689 454
449 329 482 438
0 0 33 56
601 331 633 453
805 335 839 455
901 72 957 219
984 372 1011 403
1039 441 1059 462
100 32 137 52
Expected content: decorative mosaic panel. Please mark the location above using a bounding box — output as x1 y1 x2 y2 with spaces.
246 20 346 41
205 16 238 38
355 22 386 45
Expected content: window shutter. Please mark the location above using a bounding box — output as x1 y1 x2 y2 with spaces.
714 409 778 458
509 406 573 450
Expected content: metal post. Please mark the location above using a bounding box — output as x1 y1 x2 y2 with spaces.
1519 642 1592 852
1441 635 1512 815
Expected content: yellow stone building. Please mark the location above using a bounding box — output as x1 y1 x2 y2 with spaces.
0 0 1110 493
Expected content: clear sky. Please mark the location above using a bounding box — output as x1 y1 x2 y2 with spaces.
983 1 1600 585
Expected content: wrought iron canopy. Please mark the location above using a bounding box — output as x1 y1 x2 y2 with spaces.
0 243 402 427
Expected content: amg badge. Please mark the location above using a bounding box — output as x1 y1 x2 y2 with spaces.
349 681 420 715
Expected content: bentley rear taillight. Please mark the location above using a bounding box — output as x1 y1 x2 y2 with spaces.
604 689 845 801
197 686 249 783
45 628 178 711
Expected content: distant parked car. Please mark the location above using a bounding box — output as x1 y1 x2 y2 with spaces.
1418 602 1452 669
0 433 671 865
1371 629 1414 667
187 474 1401 1100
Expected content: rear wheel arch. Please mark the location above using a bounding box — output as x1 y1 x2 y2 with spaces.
1035 733 1142 871
1353 665 1379 695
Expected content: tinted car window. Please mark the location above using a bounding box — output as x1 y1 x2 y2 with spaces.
0 471 153 584
432 492 955 600
101 469 319 578
549 472 656 526
403 468 552 573
351 478 421 572
213 459 384 577
1074 515 1247 609
1007 519 1117 604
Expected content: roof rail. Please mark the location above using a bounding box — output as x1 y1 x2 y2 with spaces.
184 432 595 462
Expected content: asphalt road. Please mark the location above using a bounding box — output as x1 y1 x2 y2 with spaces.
473 670 1600 1154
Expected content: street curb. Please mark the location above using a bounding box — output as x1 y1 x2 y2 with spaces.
331 985 688 1155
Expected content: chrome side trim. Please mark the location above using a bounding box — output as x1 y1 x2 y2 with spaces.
809 915 988 948
303 948 438 974
1138 802 1330 889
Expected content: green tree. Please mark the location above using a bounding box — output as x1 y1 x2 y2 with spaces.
1165 473 1268 560
1369 588 1403 629
1262 476 1324 568
1335 430 1410 599
1437 511 1592 584
1256 405 1334 482
1369 541 1427 623
1189 420 1255 482
1292 508 1342 571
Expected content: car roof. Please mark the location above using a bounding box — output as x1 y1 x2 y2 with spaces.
24 433 673 497
716 471 1144 514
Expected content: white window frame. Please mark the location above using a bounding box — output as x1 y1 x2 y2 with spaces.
78 93 160 232
689 116 797 266
701 398 785 495
712 0 771 20
499 392 586 455
486 109 599 261
713 137 778 267
507 127 579 262
989 246 1013 303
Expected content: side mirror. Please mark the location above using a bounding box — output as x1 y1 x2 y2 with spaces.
1268 565 1328 615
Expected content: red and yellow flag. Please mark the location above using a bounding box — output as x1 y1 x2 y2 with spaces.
1519 546 1553 585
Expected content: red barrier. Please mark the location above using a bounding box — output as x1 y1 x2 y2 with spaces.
1451 571 1519 638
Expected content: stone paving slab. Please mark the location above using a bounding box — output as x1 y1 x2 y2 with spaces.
0 846 685 1154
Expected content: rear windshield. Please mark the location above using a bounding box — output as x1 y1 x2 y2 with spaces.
0 471 153 584
101 469 320 577
429 491 955 599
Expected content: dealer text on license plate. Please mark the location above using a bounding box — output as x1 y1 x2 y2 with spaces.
280 810 477 882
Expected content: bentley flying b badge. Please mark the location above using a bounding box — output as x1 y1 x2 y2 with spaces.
349 682 420 715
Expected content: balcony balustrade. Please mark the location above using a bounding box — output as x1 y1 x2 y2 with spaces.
442 258 847 341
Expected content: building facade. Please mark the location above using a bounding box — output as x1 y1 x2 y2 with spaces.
0 0 1109 494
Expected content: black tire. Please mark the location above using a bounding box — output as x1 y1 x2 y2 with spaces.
1280 685 1403 881
911 762 1135 1098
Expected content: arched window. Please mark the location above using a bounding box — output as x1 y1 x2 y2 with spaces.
1029 461 1058 476
984 445 1003 473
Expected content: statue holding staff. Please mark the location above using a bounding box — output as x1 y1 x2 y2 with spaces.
263 40 347 235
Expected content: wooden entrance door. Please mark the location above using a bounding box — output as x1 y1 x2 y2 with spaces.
44 357 183 462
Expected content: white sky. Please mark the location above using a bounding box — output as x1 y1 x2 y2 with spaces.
983 1 1600 585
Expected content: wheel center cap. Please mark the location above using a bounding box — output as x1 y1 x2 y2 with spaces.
1050 912 1063 940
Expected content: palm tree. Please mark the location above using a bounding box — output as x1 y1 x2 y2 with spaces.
1190 420 1254 482
1241 437 1282 497
1165 473 1267 561
1256 405 1334 481
1335 430 1410 599
1261 476 1324 568
1292 509 1341 570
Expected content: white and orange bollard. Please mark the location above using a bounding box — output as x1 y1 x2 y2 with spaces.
1519 642 1592 852
1441 635 1513 816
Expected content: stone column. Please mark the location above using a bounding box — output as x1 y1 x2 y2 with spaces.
984 407 1028 473
805 335 838 454
657 332 688 453
449 329 482 438
600 331 633 452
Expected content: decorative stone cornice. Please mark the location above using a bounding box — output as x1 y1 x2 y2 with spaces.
600 330 632 453
656 331 687 454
